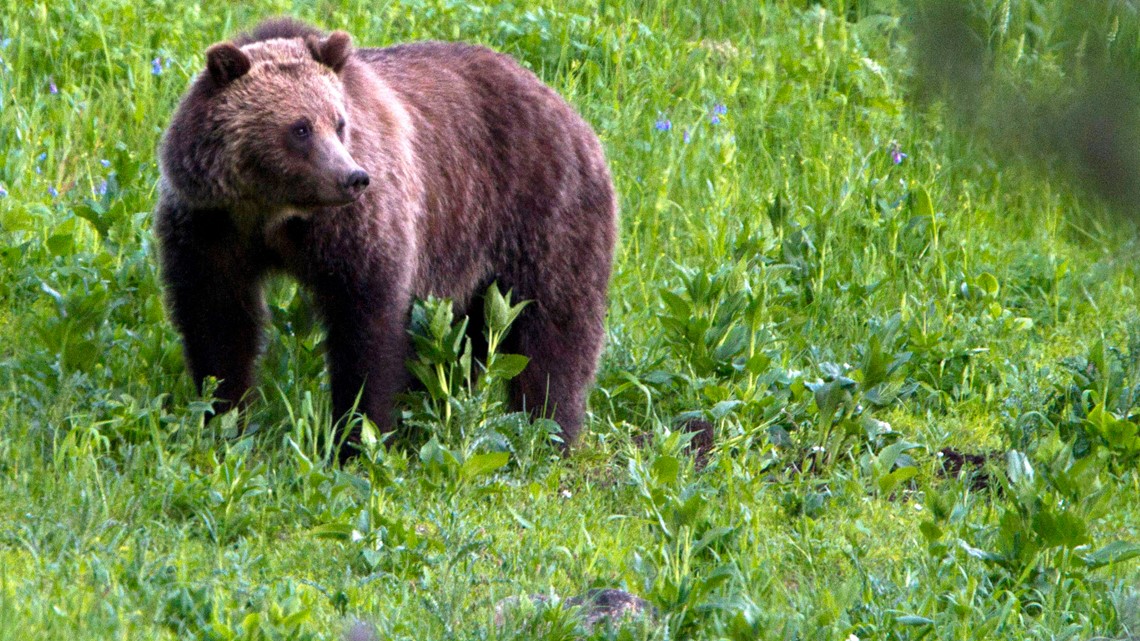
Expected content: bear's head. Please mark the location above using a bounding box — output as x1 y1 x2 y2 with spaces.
161 31 370 210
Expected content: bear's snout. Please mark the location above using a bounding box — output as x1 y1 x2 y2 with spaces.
341 169 370 196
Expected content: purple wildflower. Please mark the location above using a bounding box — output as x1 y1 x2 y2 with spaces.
655 118 672 132
48 77 57 94
100 159 111 168
0 38 11 49
683 129 691 144
48 186 58 198
710 104 727 125
0 184 7 197
152 57 163 75
889 142 907 165
37 152 46 161
95 180 108 196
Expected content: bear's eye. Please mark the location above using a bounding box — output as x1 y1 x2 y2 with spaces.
335 118 346 138
291 121 312 139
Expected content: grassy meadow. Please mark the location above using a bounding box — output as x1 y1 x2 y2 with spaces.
6 0 1140 638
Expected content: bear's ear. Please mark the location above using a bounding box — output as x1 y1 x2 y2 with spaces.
205 43 251 87
306 31 353 73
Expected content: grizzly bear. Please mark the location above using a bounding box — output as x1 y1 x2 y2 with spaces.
155 18 616 460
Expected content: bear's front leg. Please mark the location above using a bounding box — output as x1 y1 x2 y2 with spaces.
313 271 413 461
157 204 268 415
168 277 267 413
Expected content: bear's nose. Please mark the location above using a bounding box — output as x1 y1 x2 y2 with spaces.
342 170 370 192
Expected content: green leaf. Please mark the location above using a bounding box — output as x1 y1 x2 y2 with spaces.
1006 449 1035 486
406 360 443 399
1083 540 1140 570
485 281 509 330
486 354 529 380
650 455 680 485
361 549 383 570
958 539 1003 562
309 523 354 541
745 352 771 376
877 466 917 494
688 563 735 603
1033 510 1088 549
691 526 735 556
506 505 534 530
444 318 469 359
460 452 510 480
877 440 919 471
911 187 934 218
710 400 741 419
75 201 110 238
287 438 313 475
359 419 380 452
484 282 528 333
430 301 454 340
46 233 74 256
713 325 749 361
976 272 999 298
810 379 850 425
420 437 456 470
660 289 691 318
919 520 943 544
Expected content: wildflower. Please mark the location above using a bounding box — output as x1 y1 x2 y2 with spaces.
0 38 11 49
0 184 7 197
710 103 727 125
889 142 907 165
152 57 163 75
95 179 108 196
100 159 111 168
37 152 46 161
48 77 57 94
654 118 671 132
683 129 691 144
47 186 58 198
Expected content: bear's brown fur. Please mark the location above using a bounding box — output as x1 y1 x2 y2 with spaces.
155 18 616 460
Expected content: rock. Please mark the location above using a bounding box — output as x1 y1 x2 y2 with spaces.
342 619 378 641
494 588 654 632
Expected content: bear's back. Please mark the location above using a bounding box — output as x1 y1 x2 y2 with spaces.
349 40 614 307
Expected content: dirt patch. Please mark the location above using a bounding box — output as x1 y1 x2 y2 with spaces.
678 418 715 470
937 447 997 491
630 417 715 470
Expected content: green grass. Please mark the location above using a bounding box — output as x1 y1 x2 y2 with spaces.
4 0 1140 639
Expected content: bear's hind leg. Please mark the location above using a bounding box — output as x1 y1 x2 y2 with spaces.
507 304 605 449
